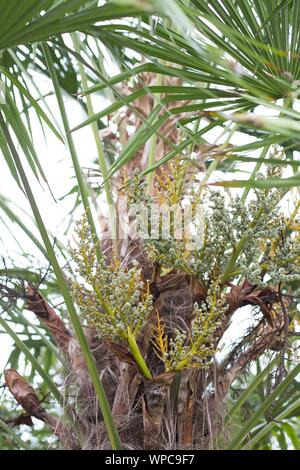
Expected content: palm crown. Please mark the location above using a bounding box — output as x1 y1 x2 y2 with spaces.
0 0 299 451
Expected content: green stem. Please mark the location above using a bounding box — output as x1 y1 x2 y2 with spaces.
0 110 121 450
127 327 152 379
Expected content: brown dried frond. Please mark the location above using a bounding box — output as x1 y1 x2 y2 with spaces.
4 369 46 419
26 283 72 355
4 369 79 449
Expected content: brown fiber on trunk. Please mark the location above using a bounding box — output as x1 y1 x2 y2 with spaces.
176 370 196 449
142 372 174 449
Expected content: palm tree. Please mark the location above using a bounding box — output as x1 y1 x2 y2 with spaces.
0 0 300 450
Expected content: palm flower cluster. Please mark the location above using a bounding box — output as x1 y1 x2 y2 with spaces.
70 216 153 342
141 180 300 288
155 282 227 372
